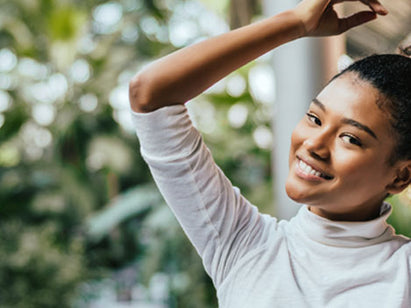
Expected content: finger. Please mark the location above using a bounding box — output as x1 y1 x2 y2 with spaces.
331 0 388 15
338 11 377 33
362 0 388 15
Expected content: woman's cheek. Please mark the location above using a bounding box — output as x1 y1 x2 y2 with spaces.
291 122 309 147
333 149 373 178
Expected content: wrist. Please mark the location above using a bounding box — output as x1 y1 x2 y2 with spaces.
288 9 309 38
275 10 308 40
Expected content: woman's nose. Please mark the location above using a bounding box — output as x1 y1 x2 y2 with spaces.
303 133 331 161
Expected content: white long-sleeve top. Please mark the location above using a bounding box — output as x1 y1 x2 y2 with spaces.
131 104 411 308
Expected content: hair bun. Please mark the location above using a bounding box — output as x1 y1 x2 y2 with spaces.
397 34 411 57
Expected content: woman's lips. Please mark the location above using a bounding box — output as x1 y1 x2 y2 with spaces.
295 158 334 181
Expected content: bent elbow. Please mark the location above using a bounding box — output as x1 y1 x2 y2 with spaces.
129 73 154 113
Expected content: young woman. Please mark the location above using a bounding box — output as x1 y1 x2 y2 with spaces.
129 0 411 306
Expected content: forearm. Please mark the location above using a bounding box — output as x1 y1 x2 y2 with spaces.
129 10 304 113
131 105 267 284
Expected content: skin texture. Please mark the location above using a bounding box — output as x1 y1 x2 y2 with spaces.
285 73 409 221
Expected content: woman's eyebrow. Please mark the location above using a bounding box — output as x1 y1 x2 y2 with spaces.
312 98 326 111
341 118 378 140
312 98 378 140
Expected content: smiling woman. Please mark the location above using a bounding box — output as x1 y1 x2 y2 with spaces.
128 0 411 306
286 65 411 221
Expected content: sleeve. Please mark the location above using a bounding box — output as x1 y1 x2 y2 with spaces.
131 104 276 287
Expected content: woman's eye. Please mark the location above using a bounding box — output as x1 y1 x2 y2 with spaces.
306 113 321 126
341 135 362 147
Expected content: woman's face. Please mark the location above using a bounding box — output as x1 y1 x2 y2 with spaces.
286 73 399 221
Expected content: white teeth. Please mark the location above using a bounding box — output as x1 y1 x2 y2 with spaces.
298 160 323 178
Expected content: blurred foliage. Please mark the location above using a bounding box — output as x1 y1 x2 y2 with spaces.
0 0 273 306
0 0 410 307
387 187 411 238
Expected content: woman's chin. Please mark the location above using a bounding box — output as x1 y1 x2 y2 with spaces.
285 176 308 203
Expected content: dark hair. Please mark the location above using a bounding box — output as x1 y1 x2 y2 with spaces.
333 54 411 164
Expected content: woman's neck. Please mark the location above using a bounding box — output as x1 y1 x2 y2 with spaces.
308 201 384 222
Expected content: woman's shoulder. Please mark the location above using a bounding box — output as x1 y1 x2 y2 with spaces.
389 233 411 256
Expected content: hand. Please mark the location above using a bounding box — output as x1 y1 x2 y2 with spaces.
294 0 388 37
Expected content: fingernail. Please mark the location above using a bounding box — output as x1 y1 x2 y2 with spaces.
380 7 389 14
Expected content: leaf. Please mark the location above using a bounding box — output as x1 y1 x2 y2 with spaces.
86 184 163 242
48 7 87 42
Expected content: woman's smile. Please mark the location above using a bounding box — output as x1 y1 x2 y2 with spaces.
295 157 334 181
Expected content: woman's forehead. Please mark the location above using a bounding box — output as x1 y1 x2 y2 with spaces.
315 75 393 137
317 74 379 111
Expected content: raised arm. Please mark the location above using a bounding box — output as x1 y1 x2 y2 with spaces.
129 0 388 287
129 0 387 113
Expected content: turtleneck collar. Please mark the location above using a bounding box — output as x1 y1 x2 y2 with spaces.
290 202 395 248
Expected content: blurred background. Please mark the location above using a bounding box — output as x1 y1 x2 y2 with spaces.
0 0 409 307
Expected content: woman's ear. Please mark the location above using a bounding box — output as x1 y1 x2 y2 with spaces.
386 161 411 194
